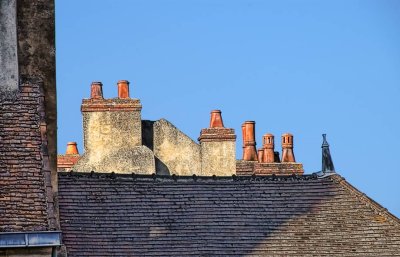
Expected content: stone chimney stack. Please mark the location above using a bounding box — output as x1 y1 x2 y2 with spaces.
80 80 142 153
73 80 155 174
242 121 258 161
199 110 236 176
262 133 275 163
281 133 296 162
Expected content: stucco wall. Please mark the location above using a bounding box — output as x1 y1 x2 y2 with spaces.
200 141 236 176
83 111 142 153
153 119 201 175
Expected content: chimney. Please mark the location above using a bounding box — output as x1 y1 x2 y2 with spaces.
199 110 236 176
65 142 79 155
57 142 80 172
257 149 264 163
210 110 224 128
242 121 258 161
262 133 275 163
74 81 157 174
281 133 295 162
117 80 130 99
90 81 103 99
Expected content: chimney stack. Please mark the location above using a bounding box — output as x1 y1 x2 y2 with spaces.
242 121 258 161
117 80 130 99
262 133 275 163
90 82 103 99
199 110 236 176
209 110 224 128
65 142 79 155
281 133 295 162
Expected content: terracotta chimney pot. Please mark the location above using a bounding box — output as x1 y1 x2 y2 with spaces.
209 110 224 128
90 82 103 99
243 121 258 161
65 142 79 155
262 133 275 163
257 149 264 163
117 80 130 99
281 133 295 162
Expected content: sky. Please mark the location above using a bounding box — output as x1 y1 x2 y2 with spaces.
55 0 400 217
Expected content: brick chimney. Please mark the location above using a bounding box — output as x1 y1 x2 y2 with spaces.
72 81 155 174
57 142 80 172
242 121 258 161
262 133 275 163
281 133 295 162
199 110 236 176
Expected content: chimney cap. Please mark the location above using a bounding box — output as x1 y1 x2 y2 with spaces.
263 133 274 137
117 80 130 84
244 121 255 124
211 109 221 113
282 133 293 137
91 81 102 85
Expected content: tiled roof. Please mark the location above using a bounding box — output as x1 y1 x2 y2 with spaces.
58 172 400 257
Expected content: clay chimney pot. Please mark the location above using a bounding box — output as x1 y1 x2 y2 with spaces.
242 121 258 161
209 110 224 128
117 80 130 99
90 81 103 99
281 133 295 162
65 142 79 155
262 133 275 163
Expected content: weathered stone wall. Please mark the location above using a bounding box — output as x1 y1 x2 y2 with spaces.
73 98 155 174
200 141 236 176
199 128 237 176
73 146 155 174
0 0 57 233
0 0 18 95
82 107 142 153
152 119 201 175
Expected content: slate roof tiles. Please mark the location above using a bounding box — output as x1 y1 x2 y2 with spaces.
58 172 400 256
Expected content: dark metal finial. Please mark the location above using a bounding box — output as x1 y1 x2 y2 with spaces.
321 134 335 173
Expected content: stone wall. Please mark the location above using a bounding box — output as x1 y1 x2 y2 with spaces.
0 0 57 233
152 119 201 175
199 127 236 176
72 96 155 174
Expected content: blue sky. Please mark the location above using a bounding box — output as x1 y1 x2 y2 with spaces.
56 0 400 217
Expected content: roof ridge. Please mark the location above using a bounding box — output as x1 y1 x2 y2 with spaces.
58 171 321 182
330 174 400 226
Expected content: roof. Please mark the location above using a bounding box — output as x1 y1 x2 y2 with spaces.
58 172 400 257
